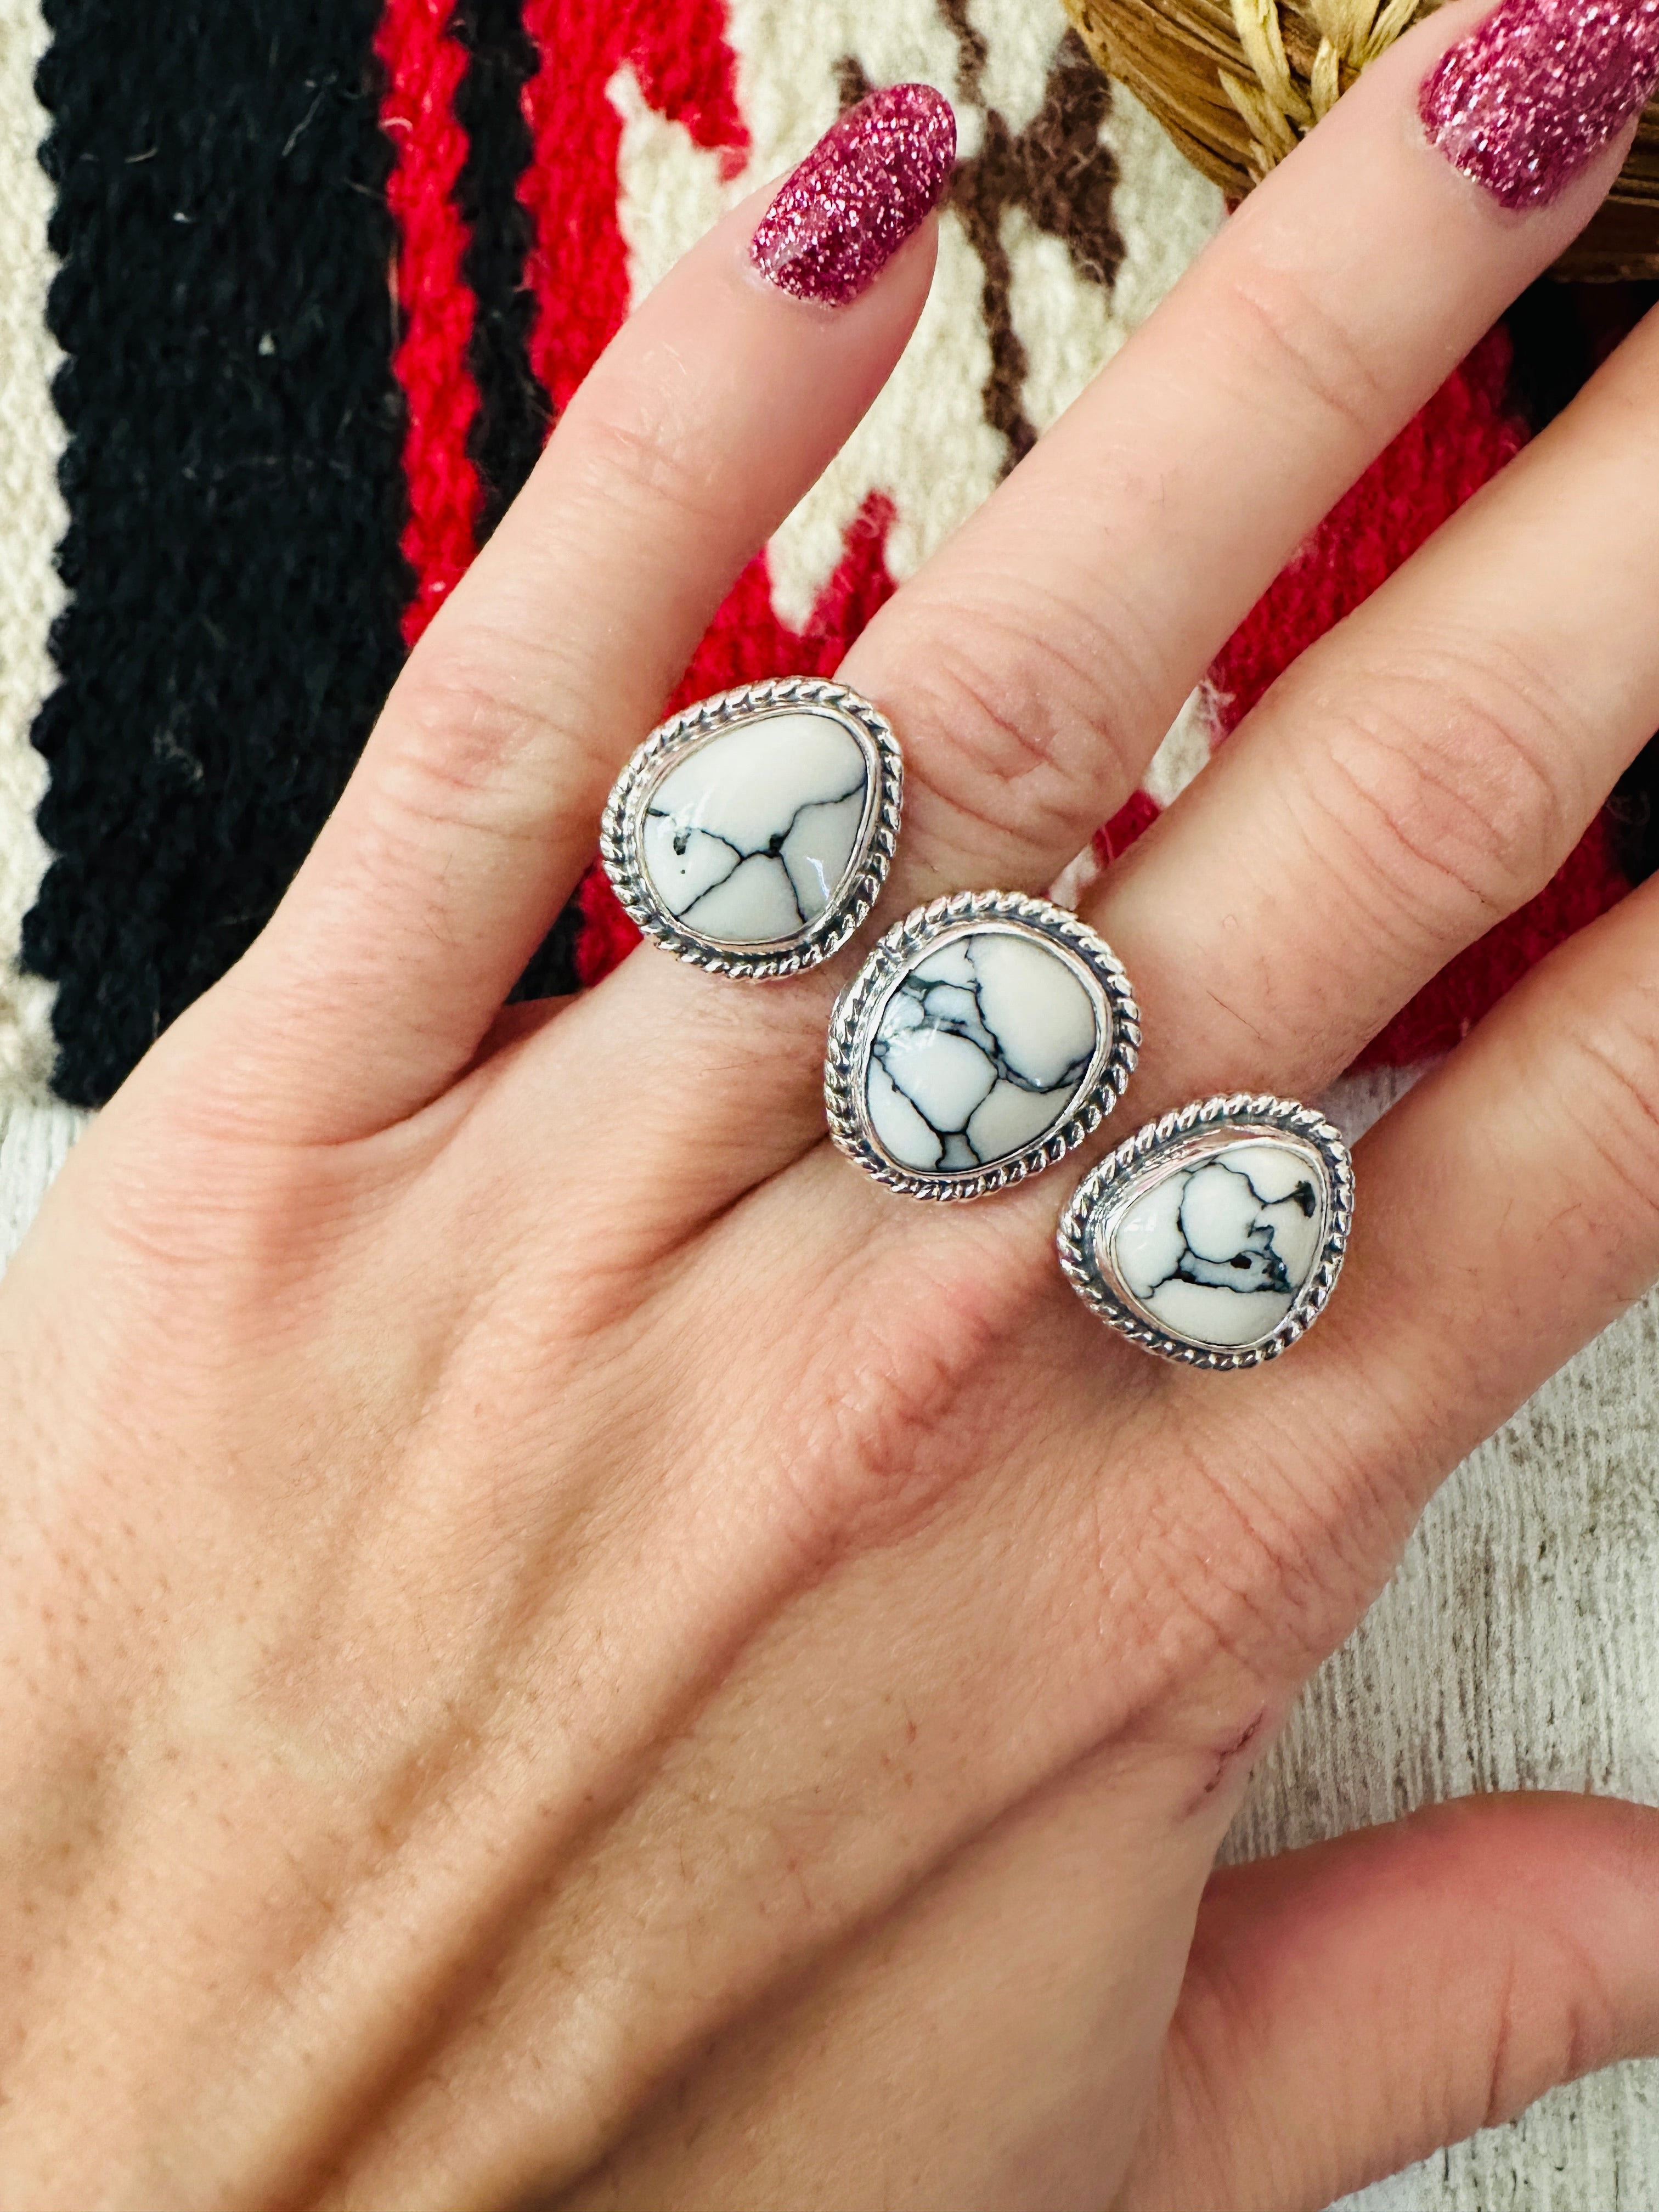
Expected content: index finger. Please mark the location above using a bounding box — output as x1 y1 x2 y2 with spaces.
208 91 954 1143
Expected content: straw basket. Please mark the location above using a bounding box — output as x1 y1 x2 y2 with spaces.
1064 0 1659 276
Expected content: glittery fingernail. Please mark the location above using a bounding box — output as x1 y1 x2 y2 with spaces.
749 83 956 307
1420 0 1659 210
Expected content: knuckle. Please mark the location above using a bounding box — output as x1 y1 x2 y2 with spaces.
1220 253 1393 444
766 1231 1050 1566
1299 641 1581 949
1478 1933 1615 2130
1059 1412 1375 1711
1128 1452 1355 1680
358 366 737 871
1064 1371 1421 1715
91 1120 348 1297
560 367 729 539
383 631 575 818
882 585 1161 866
1551 984 1659 1237
362 631 608 898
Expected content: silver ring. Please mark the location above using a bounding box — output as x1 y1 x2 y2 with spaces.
1058 1093 1353 1369
826 890 1141 1200
600 676 902 979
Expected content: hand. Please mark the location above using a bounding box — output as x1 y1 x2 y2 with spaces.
5 11 1659 2207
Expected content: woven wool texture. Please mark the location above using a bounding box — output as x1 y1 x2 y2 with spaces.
0 1 1657 2202
25 0 411 1110
0 0 61 1099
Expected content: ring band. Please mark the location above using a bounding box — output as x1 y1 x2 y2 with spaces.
1057 1093 1353 1368
826 890 1141 1200
600 676 902 979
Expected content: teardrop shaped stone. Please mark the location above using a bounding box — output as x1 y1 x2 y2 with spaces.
1103 1137 1330 1350
640 712 870 947
865 928 1101 1175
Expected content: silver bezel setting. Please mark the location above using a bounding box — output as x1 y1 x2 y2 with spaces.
1057 1093 1354 1370
599 676 902 980
825 890 1142 1201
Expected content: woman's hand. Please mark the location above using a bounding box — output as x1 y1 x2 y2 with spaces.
6 10 1659 2207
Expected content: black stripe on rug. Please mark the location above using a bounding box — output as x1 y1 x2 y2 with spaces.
1503 278 1659 887
451 0 552 546
448 0 580 1001
27 0 410 1109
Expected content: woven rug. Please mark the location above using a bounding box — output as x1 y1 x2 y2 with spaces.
1 0 1656 2200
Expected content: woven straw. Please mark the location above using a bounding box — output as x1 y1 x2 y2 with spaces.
1065 0 1659 276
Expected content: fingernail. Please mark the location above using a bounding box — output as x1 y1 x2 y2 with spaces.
1420 0 1659 210
749 83 956 307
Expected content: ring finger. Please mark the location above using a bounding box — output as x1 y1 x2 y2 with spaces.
1083 286 1659 1123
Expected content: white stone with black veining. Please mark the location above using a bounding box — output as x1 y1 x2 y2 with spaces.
1107 1139 1328 1350
865 928 1099 1173
640 712 868 945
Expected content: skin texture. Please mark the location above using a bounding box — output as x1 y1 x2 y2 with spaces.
5 6 1659 2206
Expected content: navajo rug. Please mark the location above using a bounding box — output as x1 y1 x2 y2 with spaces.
1 2 1657 2202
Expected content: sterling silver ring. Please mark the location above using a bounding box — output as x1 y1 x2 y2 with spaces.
826 890 1140 1201
1058 1093 1353 1369
600 676 902 979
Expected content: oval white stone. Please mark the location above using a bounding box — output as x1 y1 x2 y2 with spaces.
865 927 1101 1174
639 710 869 946
1105 1137 1329 1350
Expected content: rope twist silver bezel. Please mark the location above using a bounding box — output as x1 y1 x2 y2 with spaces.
1057 1092 1354 1369
825 889 1142 1201
600 676 903 980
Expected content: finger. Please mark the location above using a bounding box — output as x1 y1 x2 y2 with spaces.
842 0 1632 898
1127 1795 1659 2211
993 866 1659 1764
1082 292 1659 1118
205 94 951 1140
566 0 1643 1197
1276 867 1659 1523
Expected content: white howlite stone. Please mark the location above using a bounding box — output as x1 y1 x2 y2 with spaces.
866 928 1099 1173
1108 1139 1328 1349
641 713 868 945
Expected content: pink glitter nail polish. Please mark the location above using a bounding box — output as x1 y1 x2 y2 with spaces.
749 83 957 306
1420 0 1659 210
